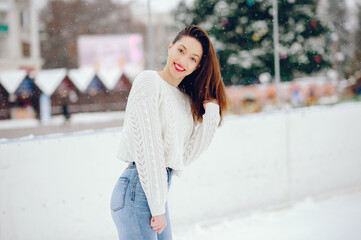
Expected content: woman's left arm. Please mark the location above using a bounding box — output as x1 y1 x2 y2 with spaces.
183 101 220 166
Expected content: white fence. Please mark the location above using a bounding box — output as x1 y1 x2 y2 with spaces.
1 102 361 240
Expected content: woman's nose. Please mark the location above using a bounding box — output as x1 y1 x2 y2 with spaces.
177 59 187 69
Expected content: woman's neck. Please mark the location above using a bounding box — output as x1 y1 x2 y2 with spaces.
158 68 183 87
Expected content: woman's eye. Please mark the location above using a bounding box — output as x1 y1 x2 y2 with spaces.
178 49 183 53
192 58 196 62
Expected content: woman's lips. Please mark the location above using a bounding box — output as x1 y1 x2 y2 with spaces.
174 63 185 72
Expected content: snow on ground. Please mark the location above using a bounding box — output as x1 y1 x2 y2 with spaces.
173 189 361 240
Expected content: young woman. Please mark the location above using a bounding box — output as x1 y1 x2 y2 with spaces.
110 25 228 240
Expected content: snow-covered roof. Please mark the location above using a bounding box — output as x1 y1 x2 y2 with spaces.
97 68 123 90
68 68 95 92
0 70 28 94
123 65 141 82
35 68 67 96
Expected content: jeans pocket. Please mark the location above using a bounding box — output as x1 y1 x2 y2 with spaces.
110 177 130 211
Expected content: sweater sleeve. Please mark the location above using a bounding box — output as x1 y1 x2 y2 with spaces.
125 71 168 216
183 102 221 166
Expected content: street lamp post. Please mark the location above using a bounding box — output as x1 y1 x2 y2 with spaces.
147 0 154 69
272 0 281 108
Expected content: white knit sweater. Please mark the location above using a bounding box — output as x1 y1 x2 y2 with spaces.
116 70 220 216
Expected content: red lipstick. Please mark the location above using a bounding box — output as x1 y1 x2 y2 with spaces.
174 63 185 72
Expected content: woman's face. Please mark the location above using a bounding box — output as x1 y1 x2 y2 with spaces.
166 36 203 80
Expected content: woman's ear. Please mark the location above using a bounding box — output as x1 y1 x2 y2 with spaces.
168 41 174 51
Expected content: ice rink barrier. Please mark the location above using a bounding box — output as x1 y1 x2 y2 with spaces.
1 102 361 239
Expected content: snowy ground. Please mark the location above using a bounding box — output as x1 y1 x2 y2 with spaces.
173 189 361 240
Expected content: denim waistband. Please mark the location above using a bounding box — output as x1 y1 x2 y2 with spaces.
126 162 136 169
127 161 173 172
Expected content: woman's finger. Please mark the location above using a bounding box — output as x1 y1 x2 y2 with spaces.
153 227 162 234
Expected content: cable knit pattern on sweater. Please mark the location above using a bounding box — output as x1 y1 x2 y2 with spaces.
117 70 220 216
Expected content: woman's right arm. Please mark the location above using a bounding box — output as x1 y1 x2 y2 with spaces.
124 71 169 217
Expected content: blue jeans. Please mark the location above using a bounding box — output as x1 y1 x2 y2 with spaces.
110 162 173 240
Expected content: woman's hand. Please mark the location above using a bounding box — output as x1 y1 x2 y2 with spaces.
151 214 167 234
203 98 219 110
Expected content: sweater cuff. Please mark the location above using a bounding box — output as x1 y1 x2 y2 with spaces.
150 205 166 217
205 102 220 115
204 102 220 126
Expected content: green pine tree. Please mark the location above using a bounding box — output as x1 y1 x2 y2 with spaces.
175 0 331 85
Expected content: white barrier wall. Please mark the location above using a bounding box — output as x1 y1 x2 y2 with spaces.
1 102 361 240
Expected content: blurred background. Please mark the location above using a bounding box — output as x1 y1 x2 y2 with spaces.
0 0 361 240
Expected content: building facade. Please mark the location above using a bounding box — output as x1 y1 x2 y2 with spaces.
0 0 42 71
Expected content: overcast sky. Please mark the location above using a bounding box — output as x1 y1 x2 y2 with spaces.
34 0 360 11
34 0 193 12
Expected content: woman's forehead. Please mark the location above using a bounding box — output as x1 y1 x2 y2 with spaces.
176 36 203 56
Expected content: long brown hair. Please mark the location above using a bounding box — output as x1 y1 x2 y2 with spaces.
175 25 229 125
